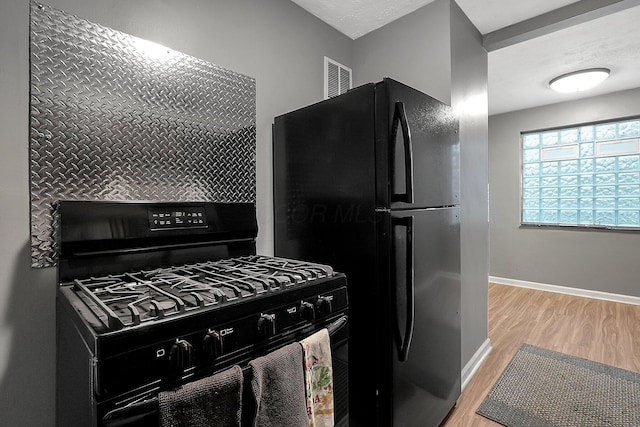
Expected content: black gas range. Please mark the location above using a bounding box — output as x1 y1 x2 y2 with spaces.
55 201 349 427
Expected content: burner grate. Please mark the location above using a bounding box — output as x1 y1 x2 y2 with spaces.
66 256 335 330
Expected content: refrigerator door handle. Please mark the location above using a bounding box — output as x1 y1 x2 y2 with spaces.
391 101 414 204
393 215 415 362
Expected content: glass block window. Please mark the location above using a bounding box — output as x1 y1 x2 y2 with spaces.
521 118 640 229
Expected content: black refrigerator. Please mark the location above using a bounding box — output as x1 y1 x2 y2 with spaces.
273 77 461 427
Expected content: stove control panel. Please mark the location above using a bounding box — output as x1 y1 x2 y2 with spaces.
148 206 207 230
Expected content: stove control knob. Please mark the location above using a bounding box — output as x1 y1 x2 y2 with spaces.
169 339 193 372
257 313 276 339
316 296 333 317
299 301 316 322
202 330 224 360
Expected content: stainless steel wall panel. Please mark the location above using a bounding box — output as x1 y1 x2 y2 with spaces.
29 1 256 267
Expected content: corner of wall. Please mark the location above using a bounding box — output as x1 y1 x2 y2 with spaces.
449 0 490 368
352 0 451 102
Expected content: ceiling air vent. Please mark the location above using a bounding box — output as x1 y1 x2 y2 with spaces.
324 57 352 99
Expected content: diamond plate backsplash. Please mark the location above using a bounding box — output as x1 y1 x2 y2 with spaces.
29 2 256 267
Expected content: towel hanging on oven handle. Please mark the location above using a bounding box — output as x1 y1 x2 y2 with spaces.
101 315 348 427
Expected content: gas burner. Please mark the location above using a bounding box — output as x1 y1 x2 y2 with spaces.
66 255 336 330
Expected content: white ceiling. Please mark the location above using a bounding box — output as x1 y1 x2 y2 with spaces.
290 0 640 115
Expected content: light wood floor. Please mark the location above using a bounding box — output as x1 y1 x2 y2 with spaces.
442 283 640 426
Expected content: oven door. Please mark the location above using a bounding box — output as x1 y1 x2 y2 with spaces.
101 315 349 427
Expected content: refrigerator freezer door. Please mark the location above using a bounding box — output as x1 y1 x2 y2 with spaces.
273 83 377 267
390 207 460 427
377 78 460 210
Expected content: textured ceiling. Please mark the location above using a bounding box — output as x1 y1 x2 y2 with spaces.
289 0 435 39
489 4 640 115
291 0 581 38
456 0 579 34
290 0 640 115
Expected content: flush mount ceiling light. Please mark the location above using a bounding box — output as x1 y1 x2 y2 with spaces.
549 68 610 93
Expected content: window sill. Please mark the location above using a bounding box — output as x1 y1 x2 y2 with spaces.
519 223 640 233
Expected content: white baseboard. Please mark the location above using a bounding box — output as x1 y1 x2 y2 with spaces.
461 338 492 391
490 276 640 306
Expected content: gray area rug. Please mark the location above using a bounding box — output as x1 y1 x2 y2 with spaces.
477 343 640 426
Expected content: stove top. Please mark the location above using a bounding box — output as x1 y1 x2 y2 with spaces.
63 255 335 331
55 201 349 424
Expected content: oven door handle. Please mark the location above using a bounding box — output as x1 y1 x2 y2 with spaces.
327 314 348 335
102 397 159 427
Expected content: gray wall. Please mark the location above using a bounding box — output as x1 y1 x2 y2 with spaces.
353 0 451 105
353 0 490 368
450 1 490 368
489 88 640 297
0 0 351 425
